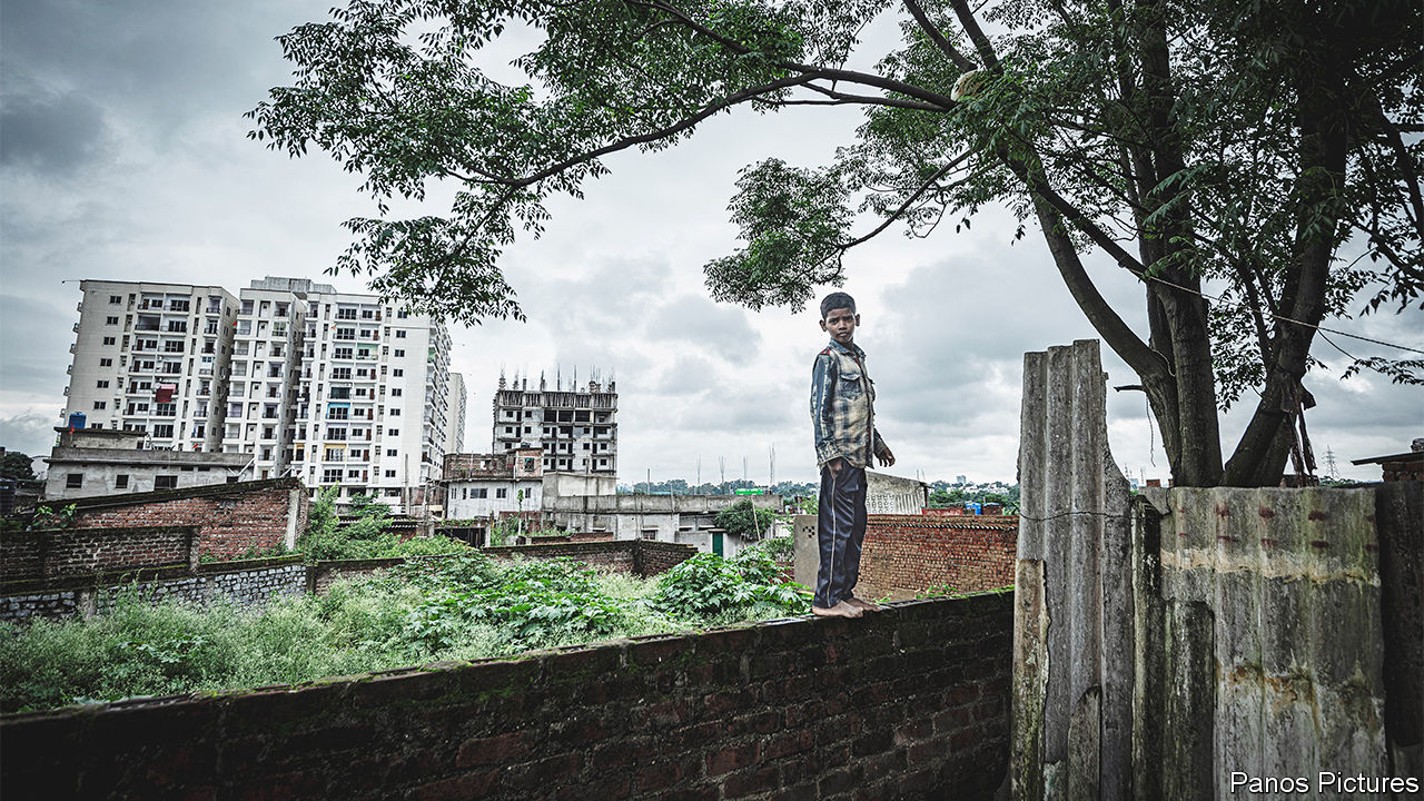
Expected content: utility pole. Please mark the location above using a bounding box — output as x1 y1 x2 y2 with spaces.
719 457 726 493
769 444 775 490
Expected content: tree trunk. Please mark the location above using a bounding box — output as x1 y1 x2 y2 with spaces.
1222 43 1348 487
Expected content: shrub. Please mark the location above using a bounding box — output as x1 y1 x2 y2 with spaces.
651 551 809 624
714 500 778 541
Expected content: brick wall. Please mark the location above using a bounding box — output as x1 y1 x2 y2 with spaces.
1 556 308 623
1 526 194 580
309 557 409 595
0 592 1014 801
484 540 697 577
635 540 699 575
58 478 307 560
856 515 1017 599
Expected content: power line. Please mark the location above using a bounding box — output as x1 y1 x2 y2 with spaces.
1144 272 1424 353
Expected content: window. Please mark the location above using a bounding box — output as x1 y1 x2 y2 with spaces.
153 424 175 438
474 488 488 499
102 336 116 346
334 347 354 360
93 401 106 410
335 327 356 340
389 408 401 416
393 349 405 358
397 309 409 319
336 308 357 320
327 427 348 440
66 473 83 489
385 469 396 478
390 388 403 397
387 428 399 436
96 380 110 389
99 358 113 367
496 488 508 499
106 316 119 325
115 474 129 489
386 448 398 457
331 367 352 380
322 469 342 483
155 475 178 490
395 330 407 339
392 368 404 377
109 295 122 304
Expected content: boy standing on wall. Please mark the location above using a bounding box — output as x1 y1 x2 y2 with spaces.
810 292 895 619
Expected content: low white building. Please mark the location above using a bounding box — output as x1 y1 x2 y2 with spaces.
442 447 546 528
544 490 782 557
866 471 930 514
44 427 254 500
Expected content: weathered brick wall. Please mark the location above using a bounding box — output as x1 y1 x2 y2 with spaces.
309 557 408 594
0 592 1014 801
1 525 194 580
636 540 699 575
484 540 696 577
0 532 45 578
1 557 309 623
60 478 306 560
858 515 1017 600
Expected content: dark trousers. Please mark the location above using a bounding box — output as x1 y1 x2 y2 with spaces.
815 463 867 609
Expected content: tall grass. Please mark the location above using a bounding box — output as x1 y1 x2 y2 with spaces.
0 550 809 713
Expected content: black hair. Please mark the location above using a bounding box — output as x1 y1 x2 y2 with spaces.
819 291 856 320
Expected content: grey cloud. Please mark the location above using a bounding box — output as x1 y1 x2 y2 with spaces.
648 296 761 365
0 413 58 462
0 93 107 174
0 292 75 398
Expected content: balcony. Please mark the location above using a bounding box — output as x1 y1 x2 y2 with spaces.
72 322 80 333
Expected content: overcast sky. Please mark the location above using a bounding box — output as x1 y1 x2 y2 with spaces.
1 0 1419 486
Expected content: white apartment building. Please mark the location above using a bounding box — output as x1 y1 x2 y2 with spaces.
446 372 467 455
61 277 454 514
62 280 239 451
222 280 308 478
283 281 450 511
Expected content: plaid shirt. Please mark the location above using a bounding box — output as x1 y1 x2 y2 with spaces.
810 339 889 468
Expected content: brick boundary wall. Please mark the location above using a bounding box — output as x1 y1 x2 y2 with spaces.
483 539 698 577
0 555 308 624
858 515 1017 600
308 557 410 595
1 525 195 580
0 592 1014 801
57 478 308 560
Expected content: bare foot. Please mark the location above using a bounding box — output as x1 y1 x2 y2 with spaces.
812 600 864 619
845 596 884 613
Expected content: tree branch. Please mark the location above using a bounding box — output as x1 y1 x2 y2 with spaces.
901 0 976 71
841 151 974 249
947 0 1000 69
504 74 818 188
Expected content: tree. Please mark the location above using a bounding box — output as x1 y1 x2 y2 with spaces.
0 451 36 482
714 499 779 540
249 0 1422 487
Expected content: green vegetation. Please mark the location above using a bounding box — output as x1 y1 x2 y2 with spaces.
928 483 1020 513
1 451 36 481
298 488 470 561
713 499 779 541
0 550 810 713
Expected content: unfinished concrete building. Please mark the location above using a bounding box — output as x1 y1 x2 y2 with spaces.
492 371 617 475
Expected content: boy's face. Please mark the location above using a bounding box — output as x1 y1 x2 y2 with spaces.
820 306 859 345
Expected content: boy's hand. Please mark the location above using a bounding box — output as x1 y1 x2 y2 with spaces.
876 448 896 468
